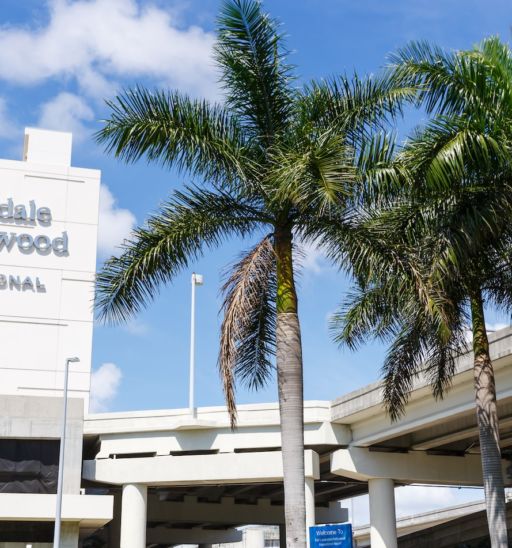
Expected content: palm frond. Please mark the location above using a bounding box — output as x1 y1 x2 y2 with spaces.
475 37 512 117
382 306 467 420
356 132 405 206
400 116 508 193
388 41 468 115
300 74 417 144
268 128 356 214
381 318 426 420
96 187 261 324
219 236 277 427
96 87 250 188
333 249 467 420
215 0 294 142
389 39 512 122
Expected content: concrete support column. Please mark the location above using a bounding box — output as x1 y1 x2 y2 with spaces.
305 476 315 547
120 483 147 548
243 526 265 547
60 522 80 548
368 478 397 548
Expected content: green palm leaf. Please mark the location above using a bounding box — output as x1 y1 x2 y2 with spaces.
96 186 261 324
96 87 250 188
215 0 294 142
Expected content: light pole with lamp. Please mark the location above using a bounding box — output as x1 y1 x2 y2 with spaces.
53 356 80 548
189 273 203 417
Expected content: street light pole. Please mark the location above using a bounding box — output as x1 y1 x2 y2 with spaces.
189 273 203 417
53 356 80 548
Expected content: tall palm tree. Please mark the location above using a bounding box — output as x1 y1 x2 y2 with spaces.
94 1 409 545
331 37 512 548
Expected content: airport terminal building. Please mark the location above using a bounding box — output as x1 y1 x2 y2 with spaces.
1 130 512 548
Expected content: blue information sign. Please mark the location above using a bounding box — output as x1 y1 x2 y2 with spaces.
309 524 353 548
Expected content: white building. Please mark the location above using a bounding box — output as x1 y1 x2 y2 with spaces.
1 130 512 548
0 128 111 547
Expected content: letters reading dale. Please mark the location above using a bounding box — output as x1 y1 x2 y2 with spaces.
0 198 68 255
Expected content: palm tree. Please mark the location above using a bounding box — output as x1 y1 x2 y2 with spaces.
94 1 409 545
331 38 512 548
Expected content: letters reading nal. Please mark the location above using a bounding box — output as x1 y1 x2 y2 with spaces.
0 198 68 255
0 275 46 293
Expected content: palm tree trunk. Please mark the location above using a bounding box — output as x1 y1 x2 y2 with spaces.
470 290 508 547
274 226 306 548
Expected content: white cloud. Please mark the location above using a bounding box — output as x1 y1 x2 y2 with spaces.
486 322 510 333
0 0 216 98
89 362 122 412
38 92 94 142
97 184 136 258
123 319 150 336
298 240 331 275
394 485 482 517
0 97 19 140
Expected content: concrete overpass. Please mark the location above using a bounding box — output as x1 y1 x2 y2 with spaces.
354 496 512 547
81 327 512 547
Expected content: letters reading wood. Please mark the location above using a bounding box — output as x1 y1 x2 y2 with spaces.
0 199 68 255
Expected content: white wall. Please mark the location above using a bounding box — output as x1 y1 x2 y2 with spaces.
0 128 100 406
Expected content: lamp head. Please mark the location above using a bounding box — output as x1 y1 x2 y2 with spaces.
66 357 80 364
192 273 204 286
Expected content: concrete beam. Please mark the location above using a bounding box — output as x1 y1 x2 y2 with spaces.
411 416 512 451
330 447 504 486
85 401 336 435
83 450 320 485
146 527 243 544
90 422 350 459
0 493 113 528
147 495 347 526
350 375 512 447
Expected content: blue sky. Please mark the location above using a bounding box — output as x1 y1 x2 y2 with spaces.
0 0 511 414
1 0 511 523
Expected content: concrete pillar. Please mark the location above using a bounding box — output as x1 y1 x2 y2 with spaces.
243 526 265 547
120 483 147 548
305 477 315 547
59 522 79 548
368 478 397 548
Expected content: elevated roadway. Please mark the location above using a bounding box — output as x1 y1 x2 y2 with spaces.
82 327 512 547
